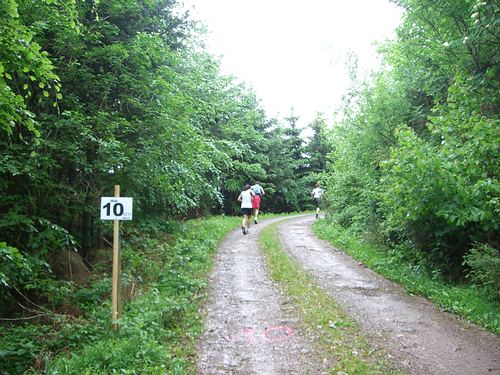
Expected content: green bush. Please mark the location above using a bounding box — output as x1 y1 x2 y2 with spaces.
0 325 42 375
463 243 500 299
0 243 32 296
381 77 500 274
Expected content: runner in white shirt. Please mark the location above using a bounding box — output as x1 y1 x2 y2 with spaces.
311 183 324 219
237 184 255 235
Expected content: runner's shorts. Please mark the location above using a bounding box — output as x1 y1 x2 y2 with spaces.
241 207 253 216
252 194 261 209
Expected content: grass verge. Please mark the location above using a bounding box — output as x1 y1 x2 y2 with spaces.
259 221 401 374
313 220 500 335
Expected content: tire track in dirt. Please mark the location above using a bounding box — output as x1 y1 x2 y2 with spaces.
278 215 500 375
197 216 325 375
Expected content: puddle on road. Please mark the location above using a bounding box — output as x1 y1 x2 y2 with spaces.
331 278 378 291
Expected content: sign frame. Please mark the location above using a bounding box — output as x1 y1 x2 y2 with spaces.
100 197 133 220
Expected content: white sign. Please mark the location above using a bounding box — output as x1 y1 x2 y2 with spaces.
100 197 133 220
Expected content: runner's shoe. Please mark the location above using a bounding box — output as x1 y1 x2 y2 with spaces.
254 219 258 224
242 226 246 235
315 213 318 219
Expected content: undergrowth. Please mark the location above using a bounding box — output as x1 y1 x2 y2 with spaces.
1 215 241 375
313 220 500 335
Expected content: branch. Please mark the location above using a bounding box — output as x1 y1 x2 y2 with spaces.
0 313 51 321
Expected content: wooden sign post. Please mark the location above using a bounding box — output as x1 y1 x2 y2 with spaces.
100 186 133 330
111 185 120 330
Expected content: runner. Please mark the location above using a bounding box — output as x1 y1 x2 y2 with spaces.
311 183 324 219
251 180 265 224
237 184 255 235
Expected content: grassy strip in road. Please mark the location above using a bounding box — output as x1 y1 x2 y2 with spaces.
313 220 500 335
260 222 400 375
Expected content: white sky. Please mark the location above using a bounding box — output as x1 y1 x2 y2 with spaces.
182 0 403 129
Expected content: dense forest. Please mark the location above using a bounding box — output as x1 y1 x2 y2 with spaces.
0 0 498 373
1 0 327 306
325 0 499 282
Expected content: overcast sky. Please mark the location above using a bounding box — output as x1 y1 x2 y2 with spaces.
183 0 403 129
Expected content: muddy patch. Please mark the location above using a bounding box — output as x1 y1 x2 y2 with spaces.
278 215 500 375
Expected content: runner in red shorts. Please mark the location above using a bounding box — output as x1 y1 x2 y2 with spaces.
251 181 265 224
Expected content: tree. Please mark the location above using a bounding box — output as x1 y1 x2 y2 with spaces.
322 0 500 276
264 111 310 212
0 0 77 139
304 113 331 174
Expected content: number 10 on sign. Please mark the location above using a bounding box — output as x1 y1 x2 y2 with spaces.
100 197 133 220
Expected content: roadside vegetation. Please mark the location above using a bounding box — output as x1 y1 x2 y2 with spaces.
1 216 240 374
313 220 500 335
260 222 401 374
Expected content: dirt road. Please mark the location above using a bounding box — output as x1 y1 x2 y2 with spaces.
197 216 327 374
197 215 500 374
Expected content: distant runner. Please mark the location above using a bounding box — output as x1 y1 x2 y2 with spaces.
311 183 324 219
